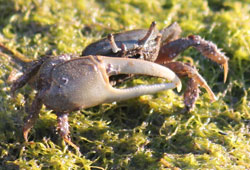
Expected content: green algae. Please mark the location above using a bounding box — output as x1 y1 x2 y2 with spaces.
0 0 250 169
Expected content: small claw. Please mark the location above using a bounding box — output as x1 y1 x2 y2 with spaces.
190 70 217 102
202 82 217 102
189 68 217 102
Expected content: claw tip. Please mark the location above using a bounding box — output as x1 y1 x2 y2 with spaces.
176 81 182 92
172 75 182 92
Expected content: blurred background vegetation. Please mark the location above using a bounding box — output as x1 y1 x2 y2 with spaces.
0 0 249 169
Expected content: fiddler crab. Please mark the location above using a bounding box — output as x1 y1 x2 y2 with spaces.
0 21 228 151
82 21 229 111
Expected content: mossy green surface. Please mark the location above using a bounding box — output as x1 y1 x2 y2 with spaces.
0 0 249 169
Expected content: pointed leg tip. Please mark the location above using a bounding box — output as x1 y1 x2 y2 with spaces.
23 130 29 142
209 91 217 102
223 62 228 83
63 137 80 153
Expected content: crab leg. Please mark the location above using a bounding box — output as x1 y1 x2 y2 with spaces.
156 35 229 82
190 35 229 83
163 62 217 106
0 41 32 65
23 91 43 142
11 59 45 94
57 113 79 151
183 78 200 112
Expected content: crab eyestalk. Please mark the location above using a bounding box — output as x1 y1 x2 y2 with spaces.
138 21 157 46
99 55 182 92
108 34 121 53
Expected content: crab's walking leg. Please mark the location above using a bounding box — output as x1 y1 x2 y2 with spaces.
190 35 229 83
184 78 200 112
23 92 43 142
11 60 44 94
162 62 217 109
156 35 229 82
0 41 32 64
57 113 79 151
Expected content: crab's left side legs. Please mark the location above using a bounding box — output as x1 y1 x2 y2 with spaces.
23 91 43 142
11 59 45 94
156 35 229 82
56 113 79 152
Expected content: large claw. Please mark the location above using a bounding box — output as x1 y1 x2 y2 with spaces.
99 56 182 93
98 56 182 103
43 55 181 112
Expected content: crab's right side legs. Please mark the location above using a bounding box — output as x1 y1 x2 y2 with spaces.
163 61 216 111
156 35 229 83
